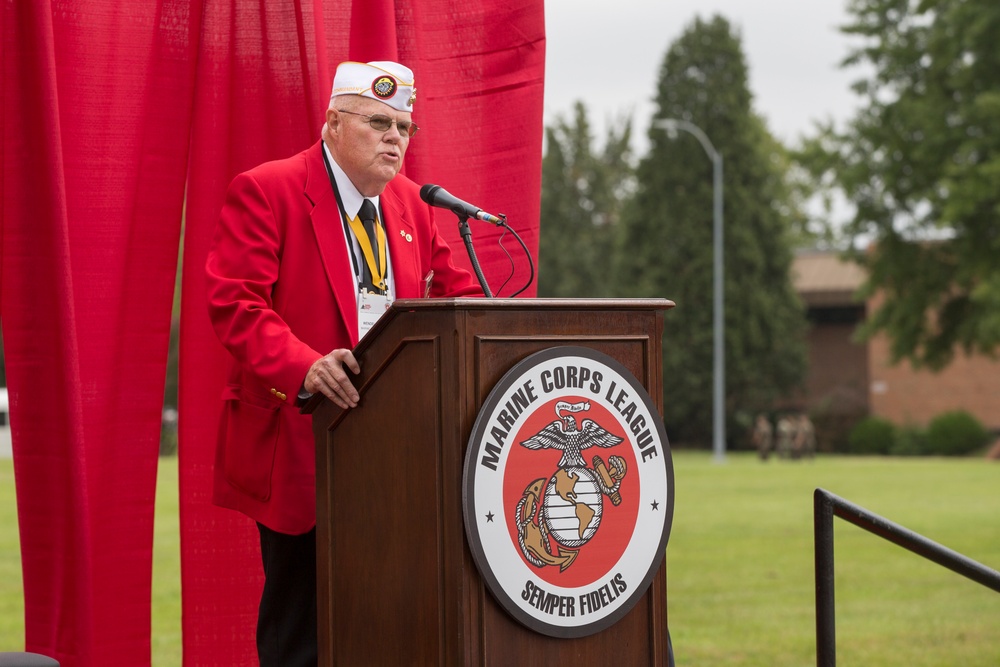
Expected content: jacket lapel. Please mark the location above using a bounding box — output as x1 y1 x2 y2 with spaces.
381 185 419 298
304 141 360 344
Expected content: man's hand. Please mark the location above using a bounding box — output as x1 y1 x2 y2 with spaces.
304 349 361 409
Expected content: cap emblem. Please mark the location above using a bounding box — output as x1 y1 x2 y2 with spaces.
372 76 397 100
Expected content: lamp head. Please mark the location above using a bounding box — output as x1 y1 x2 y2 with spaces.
655 118 679 139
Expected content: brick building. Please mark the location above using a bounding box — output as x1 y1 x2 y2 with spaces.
790 251 1000 446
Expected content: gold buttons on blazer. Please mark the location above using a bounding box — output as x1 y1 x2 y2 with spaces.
270 388 287 401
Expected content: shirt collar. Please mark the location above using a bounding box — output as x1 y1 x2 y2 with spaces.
322 142 380 218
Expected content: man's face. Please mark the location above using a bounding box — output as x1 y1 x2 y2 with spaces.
326 97 412 197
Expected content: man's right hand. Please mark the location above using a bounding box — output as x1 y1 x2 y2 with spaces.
304 348 361 409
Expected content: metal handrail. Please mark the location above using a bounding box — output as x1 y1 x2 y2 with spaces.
813 487 1000 666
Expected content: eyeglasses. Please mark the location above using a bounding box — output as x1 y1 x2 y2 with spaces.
337 109 419 137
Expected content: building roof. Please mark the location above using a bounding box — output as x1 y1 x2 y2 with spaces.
792 251 867 307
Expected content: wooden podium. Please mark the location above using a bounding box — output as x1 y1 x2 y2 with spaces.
304 298 674 665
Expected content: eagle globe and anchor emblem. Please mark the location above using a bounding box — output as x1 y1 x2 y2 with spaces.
516 400 628 572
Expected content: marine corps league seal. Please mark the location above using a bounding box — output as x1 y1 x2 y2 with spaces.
463 347 674 638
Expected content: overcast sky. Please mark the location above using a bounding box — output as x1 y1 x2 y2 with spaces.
543 0 865 152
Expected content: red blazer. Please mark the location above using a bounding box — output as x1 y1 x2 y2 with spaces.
206 141 480 534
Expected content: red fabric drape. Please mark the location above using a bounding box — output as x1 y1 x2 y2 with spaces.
178 2 347 663
180 3 543 663
1 1 198 664
399 3 544 294
3 0 543 664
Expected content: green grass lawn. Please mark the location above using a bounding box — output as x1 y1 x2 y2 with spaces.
668 451 1000 666
0 452 998 665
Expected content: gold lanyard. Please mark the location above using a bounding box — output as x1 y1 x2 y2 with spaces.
347 212 387 291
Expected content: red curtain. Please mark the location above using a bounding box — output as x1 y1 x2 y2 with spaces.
180 4 543 662
3 1 543 665
1 0 199 664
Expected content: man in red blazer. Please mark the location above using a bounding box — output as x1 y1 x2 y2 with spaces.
206 60 481 666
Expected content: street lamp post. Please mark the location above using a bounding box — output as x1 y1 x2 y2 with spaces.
654 118 726 462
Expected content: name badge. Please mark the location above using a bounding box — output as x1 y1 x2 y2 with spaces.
358 289 392 340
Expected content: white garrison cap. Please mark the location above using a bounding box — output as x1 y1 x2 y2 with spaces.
330 61 416 112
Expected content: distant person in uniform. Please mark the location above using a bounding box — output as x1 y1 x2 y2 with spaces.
795 413 816 459
776 415 795 459
752 413 773 460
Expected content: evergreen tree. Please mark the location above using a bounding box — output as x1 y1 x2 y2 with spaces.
538 102 633 297
618 15 808 446
801 0 1000 369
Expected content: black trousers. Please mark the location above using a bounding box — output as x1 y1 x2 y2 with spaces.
256 523 318 667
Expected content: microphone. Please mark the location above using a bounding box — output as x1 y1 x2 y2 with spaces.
419 184 504 225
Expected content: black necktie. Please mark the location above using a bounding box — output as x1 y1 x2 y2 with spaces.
358 199 382 293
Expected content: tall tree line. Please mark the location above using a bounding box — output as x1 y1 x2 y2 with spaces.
540 16 808 447
538 103 633 297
